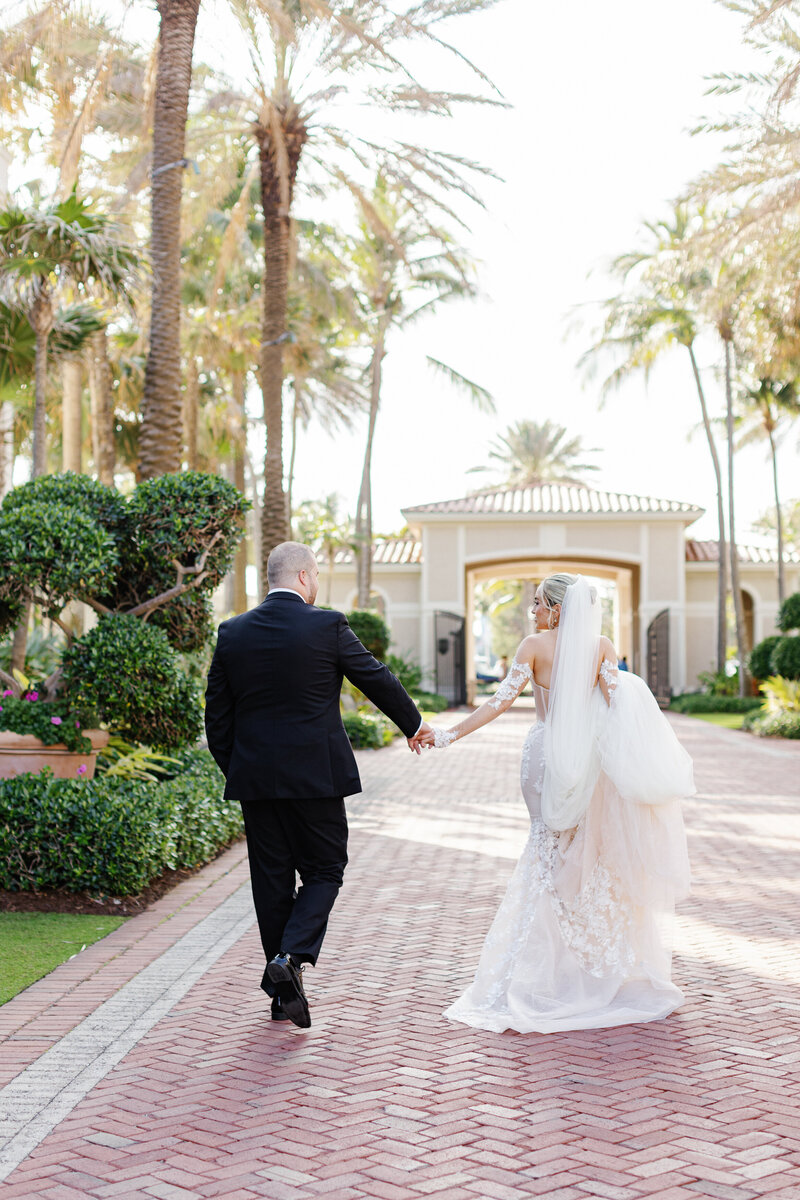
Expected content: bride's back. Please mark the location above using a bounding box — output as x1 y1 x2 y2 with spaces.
525 629 559 690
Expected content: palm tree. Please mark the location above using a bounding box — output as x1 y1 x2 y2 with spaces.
227 0 501 572
137 0 202 480
739 377 800 605
0 193 138 476
471 419 599 487
584 206 730 675
349 173 494 606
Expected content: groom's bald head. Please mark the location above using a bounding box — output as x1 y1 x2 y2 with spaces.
267 541 319 601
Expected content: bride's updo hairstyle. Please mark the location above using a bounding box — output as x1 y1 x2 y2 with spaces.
540 573 598 628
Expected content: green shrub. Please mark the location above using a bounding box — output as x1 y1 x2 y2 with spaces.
385 651 423 693
778 592 800 633
771 636 800 681
0 748 239 895
347 610 390 659
61 614 202 749
412 690 449 713
1 471 127 533
670 693 763 714
748 710 800 739
749 635 784 681
342 711 394 749
697 667 739 697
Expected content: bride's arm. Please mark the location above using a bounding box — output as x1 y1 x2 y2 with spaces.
596 636 619 706
428 638 536 748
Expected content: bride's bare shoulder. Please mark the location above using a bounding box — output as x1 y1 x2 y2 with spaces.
516 633 543 665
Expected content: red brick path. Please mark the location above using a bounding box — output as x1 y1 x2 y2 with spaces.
2 711 800 1199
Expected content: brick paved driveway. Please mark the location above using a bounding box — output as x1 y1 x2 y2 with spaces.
1 710 799 1200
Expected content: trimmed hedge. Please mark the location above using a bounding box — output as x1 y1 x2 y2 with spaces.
0 748 241 896
778 592 800 633
670 693 763 714
347 610 390 659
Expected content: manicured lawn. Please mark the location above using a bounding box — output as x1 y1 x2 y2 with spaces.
689 712 749 730
0 912 126 1004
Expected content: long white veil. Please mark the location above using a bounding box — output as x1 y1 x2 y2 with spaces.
541 576 602 832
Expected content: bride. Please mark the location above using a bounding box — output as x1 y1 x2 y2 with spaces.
424 572 694 1035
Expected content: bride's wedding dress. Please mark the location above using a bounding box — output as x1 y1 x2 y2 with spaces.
445 658 693 1035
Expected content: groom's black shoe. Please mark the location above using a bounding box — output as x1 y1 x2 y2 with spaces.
267 953 311 1028
270 994 290 1022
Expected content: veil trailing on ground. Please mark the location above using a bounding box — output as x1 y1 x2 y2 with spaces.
541 576 602 832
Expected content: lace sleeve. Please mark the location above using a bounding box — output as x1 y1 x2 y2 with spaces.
488 657 533 710
599 657 619 706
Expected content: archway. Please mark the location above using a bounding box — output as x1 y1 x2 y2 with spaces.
465 556 639 703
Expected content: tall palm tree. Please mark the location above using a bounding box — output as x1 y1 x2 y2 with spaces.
585 206 730 675
0 192 138 476
227 0 501 574
471 419 599 487
138 0 202 480
349 173 494 606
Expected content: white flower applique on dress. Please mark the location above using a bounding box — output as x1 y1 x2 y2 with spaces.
488 657 533 709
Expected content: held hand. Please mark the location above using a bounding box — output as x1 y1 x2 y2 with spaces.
408 721 434 754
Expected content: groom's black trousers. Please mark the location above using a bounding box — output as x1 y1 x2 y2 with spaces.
240 797 349 996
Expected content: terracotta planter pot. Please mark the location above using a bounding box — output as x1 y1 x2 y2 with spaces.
0 729 109 780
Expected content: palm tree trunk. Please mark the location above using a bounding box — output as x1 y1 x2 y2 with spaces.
231 370 248 613
724 340 749 696
138 0 201 480
255 108 307 577
61 355 83 473
87 328 116 485
355 320 387 608
183 356 199 470
767 423 785 606
687 343 727 674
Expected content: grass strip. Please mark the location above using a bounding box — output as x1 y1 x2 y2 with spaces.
0 912 126 1004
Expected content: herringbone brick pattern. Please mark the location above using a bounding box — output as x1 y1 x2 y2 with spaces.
3 709 800 1199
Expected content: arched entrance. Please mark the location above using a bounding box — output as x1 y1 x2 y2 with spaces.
465 556 640 703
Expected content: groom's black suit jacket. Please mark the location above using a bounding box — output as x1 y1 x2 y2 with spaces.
204 591 422 803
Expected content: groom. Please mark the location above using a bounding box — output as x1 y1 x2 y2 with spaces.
204 541 430 1028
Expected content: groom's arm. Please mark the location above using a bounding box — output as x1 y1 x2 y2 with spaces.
204 628 235 777
337 616 422 739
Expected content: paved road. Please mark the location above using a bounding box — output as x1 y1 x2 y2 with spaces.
1 710 799 1199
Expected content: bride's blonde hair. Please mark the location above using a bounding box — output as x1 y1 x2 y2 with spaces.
539 573 597 628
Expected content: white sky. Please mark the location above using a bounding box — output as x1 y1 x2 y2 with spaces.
9 0 795 543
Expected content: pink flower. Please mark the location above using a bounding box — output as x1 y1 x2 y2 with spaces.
51 716 62 726
76 764 87 776
75 721 80 728
26 691 39 702
2 689 12 697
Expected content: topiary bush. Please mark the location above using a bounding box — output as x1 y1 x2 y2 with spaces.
778 592 800 633
60 614 203 749
771 636 800 681
346 609 390 659
0 502 118 626
0 748 240 895
749 635 784 682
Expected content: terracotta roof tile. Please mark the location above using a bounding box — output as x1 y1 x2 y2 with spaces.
334 537 422 566
403 484 703 517
685 538 799 565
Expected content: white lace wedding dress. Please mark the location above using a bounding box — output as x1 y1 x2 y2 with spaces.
444 660 693 1034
